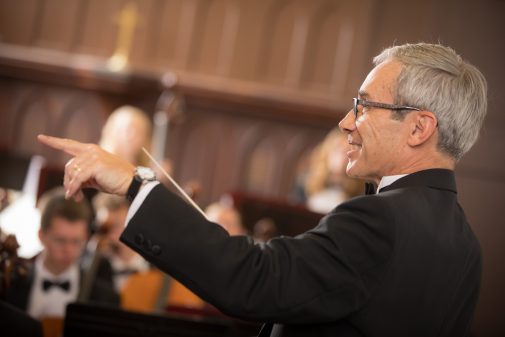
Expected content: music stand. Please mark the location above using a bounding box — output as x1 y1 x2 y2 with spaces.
64 302 232 337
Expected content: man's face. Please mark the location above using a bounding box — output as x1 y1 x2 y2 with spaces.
338 60 411 183
39 216 88 271
102 206 129 242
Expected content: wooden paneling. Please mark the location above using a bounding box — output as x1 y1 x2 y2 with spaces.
0 38 333 204
0 0 41 45
457 175 505 337
165 106 326 204
32 0 80 50
145 0 185 67
187 0 227 74
0 51 162 163
73 0 122 56
0 0 373 109
0 78 108 160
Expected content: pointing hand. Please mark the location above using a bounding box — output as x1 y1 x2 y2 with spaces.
37 135 135 200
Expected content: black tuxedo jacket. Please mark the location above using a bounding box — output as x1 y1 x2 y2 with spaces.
4 254 119 312
120 169 481 337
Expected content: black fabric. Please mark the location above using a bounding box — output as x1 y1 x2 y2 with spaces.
42 279 70 292
0 300 43 337
121 169 481 337
364 182 376 195
126 176 142 202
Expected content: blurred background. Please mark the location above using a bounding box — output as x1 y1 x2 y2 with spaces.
0 0 504 336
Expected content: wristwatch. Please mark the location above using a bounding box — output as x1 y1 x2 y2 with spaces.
126 166 157 202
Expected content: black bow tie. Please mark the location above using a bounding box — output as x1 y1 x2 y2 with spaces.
365 183 376 195
42 279 71 292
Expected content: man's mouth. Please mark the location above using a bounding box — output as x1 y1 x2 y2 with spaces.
347 137 362 156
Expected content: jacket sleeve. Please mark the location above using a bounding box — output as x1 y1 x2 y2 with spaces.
119 184 395 324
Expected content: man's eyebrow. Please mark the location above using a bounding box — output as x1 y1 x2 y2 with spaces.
358 90 369 99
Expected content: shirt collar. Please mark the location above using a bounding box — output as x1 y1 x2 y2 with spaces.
377 174 409 193
375 169 457 194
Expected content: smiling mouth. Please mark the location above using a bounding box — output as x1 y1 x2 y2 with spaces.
348 139 362 148
347 140 362 157
346 135 362 156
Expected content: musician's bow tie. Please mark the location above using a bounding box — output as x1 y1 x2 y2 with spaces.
42 279 71 292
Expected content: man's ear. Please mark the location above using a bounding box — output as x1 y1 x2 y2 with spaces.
407 111 438 147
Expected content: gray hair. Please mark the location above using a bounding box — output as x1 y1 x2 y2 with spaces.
373 43 487 161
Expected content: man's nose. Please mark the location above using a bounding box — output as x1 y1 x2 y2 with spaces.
338 110 356 134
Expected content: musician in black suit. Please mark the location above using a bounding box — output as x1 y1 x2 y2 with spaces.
3 190 119 318
38 42 487 336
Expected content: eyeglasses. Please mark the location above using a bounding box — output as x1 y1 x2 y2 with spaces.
353 98 420 120
47 235 86 248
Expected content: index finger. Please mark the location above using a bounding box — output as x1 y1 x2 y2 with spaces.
37 134 85 156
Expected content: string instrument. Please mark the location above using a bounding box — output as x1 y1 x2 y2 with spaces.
119 176 206 314
119 75 206 314
0 231 29 298
0 232 66 337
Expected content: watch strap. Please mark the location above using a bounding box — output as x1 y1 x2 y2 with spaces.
126 175 142 202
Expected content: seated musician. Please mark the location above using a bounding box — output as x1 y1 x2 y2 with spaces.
301 128 363 214
3 188 119 319
205 200 248 236
92 193 149 292
120 200 246 313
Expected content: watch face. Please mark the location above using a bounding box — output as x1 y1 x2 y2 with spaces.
137 166 156 181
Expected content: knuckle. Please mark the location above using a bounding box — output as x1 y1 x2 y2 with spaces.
86 144 97 152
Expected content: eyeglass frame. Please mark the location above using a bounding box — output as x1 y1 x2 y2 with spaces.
352 98 421 120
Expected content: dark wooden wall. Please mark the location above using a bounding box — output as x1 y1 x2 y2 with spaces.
0 0 504 335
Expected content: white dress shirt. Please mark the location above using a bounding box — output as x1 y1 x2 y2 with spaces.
27 253 80 319
307 187 348 214
377 174 408 193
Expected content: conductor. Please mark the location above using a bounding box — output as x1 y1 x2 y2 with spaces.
38 42 487 337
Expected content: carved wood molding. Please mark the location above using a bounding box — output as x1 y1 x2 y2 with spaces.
175 71 345 128
0 43 346 127
0 44 161 96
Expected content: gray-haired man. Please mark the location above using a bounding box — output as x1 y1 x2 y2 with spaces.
39 42 486 337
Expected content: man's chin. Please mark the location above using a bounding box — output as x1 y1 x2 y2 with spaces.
346 162 361 179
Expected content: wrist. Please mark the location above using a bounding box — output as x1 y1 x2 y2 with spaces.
126 166 156 202
118 168 135 197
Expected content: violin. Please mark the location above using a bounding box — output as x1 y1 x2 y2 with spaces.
0 231 30 298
